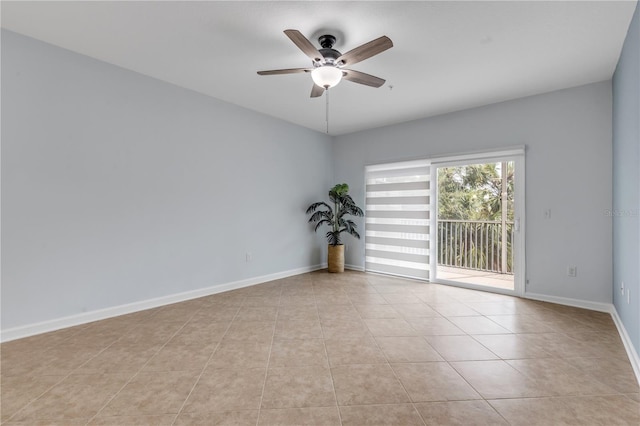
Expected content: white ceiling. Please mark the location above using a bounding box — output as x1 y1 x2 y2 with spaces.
1 1 637 135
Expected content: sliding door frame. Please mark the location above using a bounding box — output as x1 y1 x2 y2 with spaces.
429 148 526 296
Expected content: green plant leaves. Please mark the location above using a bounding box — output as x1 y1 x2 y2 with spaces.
307 184 363 245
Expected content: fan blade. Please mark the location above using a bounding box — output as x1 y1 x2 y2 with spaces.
342 69 386 88
257 68 312 76
337 36 393 66
284 29 323 63
310 84 325 98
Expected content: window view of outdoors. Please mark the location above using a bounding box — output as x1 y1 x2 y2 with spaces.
436 162 515 290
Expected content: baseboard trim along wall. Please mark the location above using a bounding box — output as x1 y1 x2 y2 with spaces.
0 263 327 343
345 264 365 272
525 291 639 386
611 307 640 387
524 292 613 313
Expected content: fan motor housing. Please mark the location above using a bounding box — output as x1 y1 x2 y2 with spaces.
318 34 341 64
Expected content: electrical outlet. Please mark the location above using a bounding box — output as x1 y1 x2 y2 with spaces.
246 252 252 262
621 281 625 296
567 266 577 277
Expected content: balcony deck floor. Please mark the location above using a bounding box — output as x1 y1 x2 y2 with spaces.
435 265 514 290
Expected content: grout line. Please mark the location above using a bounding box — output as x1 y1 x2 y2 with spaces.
254 285 283 426
169 299 244 426
2 317 152 424
85 307 200 425
318 291 343 425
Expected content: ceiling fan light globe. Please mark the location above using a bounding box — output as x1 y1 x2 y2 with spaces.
311 66 342 89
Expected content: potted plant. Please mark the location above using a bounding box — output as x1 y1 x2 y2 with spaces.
306 183 364 272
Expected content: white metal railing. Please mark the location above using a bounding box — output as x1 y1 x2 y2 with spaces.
437 220 514 274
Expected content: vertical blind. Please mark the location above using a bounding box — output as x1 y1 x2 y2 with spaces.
364 160 431 280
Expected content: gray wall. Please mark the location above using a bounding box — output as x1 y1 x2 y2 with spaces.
613 2 639 355
1 30 333 330
334 81 613 305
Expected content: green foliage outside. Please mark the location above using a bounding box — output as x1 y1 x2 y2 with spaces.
437 162 514 273
438 162 514 221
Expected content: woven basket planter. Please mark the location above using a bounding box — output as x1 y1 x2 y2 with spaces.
327 244 345 273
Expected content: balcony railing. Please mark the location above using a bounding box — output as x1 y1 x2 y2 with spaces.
437 220 514 274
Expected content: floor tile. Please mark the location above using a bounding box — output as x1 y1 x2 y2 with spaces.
317 306 361 321
174 410 259 425
5 418 90 425
392 303 441 318
278 305 319 321
74 342 160 374
99 370 199 416
261 366 335 409
258 406 341 425
625 393 640 402
182 368 266 412
207 340 271 369
88 414 175 425
392 362 481 402
382 293 424 304
339 403 424 425
406 317 466 336
489 395 640 426
320 319 370 339
415 400 508 426
331 364 410 405
141 343 216 372
279 295 317 306
235 306 279 322
447 316 511 334
224 321 275 342
430 303 480 317
274 320 323 339
364 318 418 336
375 336 443 363
353 304 401 319
424 335 499 361
243 296 281 307
0 375 64 421
2 271 637 424
118 322 184 346
472 334 552 359
167 320 229 346
561 356 640 394
507 358 617 396
11 373 130 421
189 306 240 322
346 293 388 305
450 360 545 399
315 294 353 305
269 338 328 368
324 336 387 366
485 314 557 333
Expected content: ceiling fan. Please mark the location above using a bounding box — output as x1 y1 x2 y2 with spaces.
257 29 393 98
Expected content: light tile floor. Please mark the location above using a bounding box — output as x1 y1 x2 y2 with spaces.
1 271 638 425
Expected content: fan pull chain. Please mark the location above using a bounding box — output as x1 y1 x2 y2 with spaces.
325 88 330 134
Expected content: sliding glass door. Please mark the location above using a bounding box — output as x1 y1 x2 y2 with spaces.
431 151 525 295
364 149 525 296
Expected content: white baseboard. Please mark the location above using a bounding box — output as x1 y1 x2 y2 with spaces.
524 292 612 313
1 264 325 343
345 264 365 272
525 292 639 386
610 307 640 387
